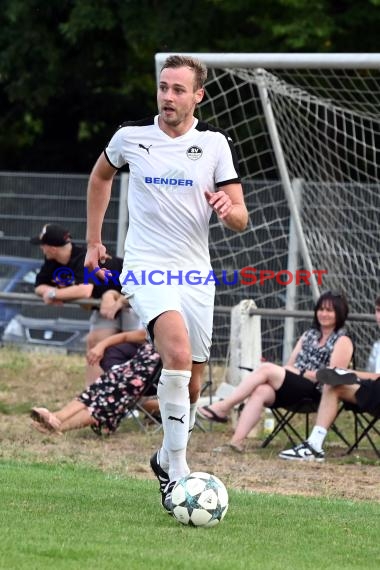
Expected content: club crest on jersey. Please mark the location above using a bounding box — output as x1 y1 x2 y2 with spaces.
186 145 203 160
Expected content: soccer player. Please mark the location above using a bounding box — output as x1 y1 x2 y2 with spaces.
84 55 248 511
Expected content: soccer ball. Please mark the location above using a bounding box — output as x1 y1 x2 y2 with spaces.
171 471 229 527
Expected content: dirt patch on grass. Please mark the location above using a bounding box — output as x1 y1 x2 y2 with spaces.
1 348 379 502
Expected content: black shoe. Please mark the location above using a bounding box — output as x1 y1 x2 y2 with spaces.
317 368 360 386
150 451 169 505
163 480 176 513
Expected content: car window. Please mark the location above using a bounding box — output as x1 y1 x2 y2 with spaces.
11 268 39 294
0 264 18 279
23 269 38 285
0 264 20 291
0 262 40 293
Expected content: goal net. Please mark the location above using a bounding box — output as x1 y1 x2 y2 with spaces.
155 54 380 369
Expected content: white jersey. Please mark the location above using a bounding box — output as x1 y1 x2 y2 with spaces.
104 115 241 281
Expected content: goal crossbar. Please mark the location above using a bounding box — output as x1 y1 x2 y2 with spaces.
155 53 380 72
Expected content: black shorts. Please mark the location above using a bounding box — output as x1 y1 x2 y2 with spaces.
273 370 321 408
355 379 380 415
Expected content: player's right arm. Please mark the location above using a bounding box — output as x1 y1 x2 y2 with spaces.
85 153 118 272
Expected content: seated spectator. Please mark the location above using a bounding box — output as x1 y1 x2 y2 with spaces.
279 367 380 461
31 223 124 383
30 341 161 436
87 293 146 372
197 291 354 452
279 295 380 461
87 289 143 381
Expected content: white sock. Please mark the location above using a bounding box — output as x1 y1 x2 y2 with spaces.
158 396 195 471
158 447 169 472
307 426 327 452
157 369 191 482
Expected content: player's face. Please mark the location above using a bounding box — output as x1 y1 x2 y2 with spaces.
157 66 204 133
316 302 336 329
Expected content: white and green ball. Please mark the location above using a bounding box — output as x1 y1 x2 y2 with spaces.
171 472 229 527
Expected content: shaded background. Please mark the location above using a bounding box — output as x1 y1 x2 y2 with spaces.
1 0 380 173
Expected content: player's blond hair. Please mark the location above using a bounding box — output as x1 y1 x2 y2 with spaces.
161 55 207 91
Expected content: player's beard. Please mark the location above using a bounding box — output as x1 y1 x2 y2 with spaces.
159 105 194 129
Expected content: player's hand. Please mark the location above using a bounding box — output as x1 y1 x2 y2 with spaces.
85 243 109 280
205 190 233 220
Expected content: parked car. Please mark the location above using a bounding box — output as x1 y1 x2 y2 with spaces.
0 255 89 352
2 314 89 354
0 255 42 334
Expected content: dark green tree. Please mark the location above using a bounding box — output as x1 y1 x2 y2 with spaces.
0 0 379 172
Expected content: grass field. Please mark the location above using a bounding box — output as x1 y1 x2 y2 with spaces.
1 461 379 570
0 347 379 569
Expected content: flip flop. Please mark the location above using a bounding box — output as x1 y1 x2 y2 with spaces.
30 407 62 432
31 420 63 436
316 368 360 386
197 405 228 424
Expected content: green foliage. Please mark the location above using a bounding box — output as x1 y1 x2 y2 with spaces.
0 461 379 570
0 0 380 171
0 401 32 414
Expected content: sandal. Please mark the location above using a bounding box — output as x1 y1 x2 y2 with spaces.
197 405 228 424
30 407 62 432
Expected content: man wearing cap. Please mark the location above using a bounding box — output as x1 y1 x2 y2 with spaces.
31 223 127 383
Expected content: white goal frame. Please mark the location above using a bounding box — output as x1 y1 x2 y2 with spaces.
155 53 380 370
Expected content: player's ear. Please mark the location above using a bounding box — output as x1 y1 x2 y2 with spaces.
195 88 204 105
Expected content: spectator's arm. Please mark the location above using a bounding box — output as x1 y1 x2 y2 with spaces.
99 290 128 319
328 335 354 369
35 284 52 297
284 335 305 368
38 283 94 305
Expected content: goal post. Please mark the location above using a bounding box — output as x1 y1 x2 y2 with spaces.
228 299 262 387
155 53 380 369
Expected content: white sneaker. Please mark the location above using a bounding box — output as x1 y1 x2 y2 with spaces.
279 441 325 462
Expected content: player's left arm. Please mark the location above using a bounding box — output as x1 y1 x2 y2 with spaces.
205 184 248 232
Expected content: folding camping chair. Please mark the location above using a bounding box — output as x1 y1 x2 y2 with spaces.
341 403 380 457
123 359 163 432
260 398 352 449
260 398 318 448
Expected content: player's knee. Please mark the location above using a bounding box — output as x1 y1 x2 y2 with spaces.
163 347 192 371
